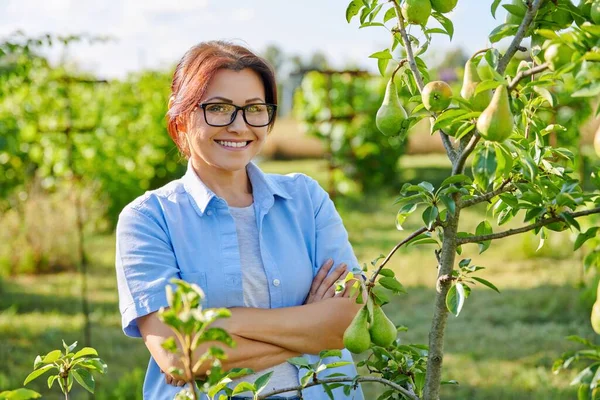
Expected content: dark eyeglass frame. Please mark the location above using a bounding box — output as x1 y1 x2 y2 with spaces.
198 102 277 127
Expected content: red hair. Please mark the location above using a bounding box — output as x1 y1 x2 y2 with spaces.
166 41 278 158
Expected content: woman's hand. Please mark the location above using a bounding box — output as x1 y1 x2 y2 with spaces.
304 259 351 304
161 370 186 387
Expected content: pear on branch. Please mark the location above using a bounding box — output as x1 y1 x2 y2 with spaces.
476 85 513 142
343 305 371 354
401 0 432 26
422 80 453 112
376 77 408 137
430 0 458 14
460 57 492 111
368 303 397 348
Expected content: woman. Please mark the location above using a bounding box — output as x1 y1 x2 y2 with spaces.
115 40 365 400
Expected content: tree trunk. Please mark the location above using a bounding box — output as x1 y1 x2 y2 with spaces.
423 209 460 400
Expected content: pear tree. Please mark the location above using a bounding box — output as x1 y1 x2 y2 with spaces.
337 0 600 399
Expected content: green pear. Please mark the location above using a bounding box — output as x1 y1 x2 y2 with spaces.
343 306 371 354
376 78 408 136
460 58 492 111
430 0 458 13
544 43 575 71
402 0 432 25
592 0 600 24
422 81 453 112
476 85 513 142
368 304 397 347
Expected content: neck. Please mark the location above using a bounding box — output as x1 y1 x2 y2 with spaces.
190 158 253 207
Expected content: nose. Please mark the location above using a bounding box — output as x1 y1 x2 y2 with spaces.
227 109 249 134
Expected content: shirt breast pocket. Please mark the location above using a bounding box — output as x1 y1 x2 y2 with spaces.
179 271 212 308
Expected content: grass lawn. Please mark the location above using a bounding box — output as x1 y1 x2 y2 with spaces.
0 156 596 399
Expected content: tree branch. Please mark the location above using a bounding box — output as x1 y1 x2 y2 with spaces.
257 375 419 400
369 226 429 285
508 63 549 92
452 133 480 175
497 0 545 75
391 0 456 162
457 179 514 209
457 206 600 244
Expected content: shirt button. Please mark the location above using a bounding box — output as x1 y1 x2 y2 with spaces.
272 279 280 287
206 210 212 216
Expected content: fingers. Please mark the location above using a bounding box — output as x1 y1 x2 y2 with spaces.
165 374 186 387
315 263 347 299
308 259 334 297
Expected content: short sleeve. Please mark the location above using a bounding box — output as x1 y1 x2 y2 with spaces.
305 175 362 276
115 205 181 338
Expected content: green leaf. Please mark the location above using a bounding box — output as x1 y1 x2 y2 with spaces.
379 268 395 278
72 367 95 394
378 277 406 294
47 375 58 389
324 361 352 369
419 181 435 193
475 80 501 96
383 6 396 23
377 58 390 77
440 195 456 215
254 371 273 394
161 337 178 353
287 357 310 368
422 205 439 229
475 220 493 254
0 388 42 400
319 350 342 359
432 11 454 40
396 202 417 231
232 382 256 395
23 365 55 386
41 350 62 364
432 109 468 132
489 23 519 43
472 276 500 293
459 258 471 268
503 3 525 17
440 174 471 188
472 145 497 190
491 0 502 18
574 227 599 251
533 86 554 107
73 347 98 360
346 0 363 23
446 282 466 316
369 49 392 59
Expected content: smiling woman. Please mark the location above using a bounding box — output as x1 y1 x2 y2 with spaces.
114 40 365 400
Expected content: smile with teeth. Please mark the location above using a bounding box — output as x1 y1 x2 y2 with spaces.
215 140 251 148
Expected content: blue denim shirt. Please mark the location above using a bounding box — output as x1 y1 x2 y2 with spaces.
115 161 365 400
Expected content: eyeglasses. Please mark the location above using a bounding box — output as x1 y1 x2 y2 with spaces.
198 102 277 127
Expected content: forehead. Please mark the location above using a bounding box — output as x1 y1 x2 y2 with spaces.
203 68 265 102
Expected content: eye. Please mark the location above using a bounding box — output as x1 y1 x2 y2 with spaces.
245 104 266 113
206 104 233 113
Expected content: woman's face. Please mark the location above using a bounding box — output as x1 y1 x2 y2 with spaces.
184 68 269 174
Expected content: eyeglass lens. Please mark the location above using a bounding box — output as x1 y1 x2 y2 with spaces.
203 103 274 127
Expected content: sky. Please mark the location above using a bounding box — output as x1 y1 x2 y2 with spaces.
0 0 515 79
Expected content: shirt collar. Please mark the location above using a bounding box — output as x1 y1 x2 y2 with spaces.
182 159 292 215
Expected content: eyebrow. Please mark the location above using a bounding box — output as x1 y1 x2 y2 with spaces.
203 96 266 104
